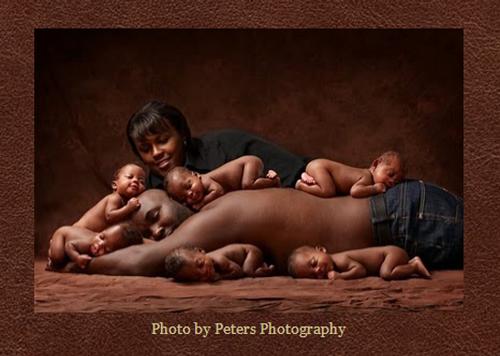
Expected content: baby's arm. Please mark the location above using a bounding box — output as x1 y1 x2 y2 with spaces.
241 245 274 277
104 193 141 224
350 175 386 198
211 254 244 279
65 240 92 269
329 254 367 280
238 156 280 189
192 177 224 210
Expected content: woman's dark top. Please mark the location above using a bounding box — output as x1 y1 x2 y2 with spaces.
146 129 310 189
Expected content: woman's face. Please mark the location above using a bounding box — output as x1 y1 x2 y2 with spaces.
134 123 185 177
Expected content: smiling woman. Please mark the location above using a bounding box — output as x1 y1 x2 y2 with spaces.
126 100 311 190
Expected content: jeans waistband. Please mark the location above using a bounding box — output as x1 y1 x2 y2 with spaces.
370 193 393 245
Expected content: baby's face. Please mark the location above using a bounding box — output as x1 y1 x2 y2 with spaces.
291 246 333 279
176 249 216 282
89 227 126 256
371 158 403 188
114 164 146 198
168 170 205 205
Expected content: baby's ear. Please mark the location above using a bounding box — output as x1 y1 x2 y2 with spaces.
111 181 117 191
370 158 380 169
315 245 327 253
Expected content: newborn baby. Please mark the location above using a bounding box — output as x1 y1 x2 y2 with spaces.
296 151 405 198
47 224 143 270
73 163 146 231
288 245 430 280
164 155 280 210
164 244 275 282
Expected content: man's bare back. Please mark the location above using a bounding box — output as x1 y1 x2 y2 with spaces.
85 189 374 276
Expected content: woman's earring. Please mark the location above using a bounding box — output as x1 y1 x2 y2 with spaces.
183 139 187 146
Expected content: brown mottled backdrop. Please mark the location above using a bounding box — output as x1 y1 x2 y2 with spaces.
1 1 499 355
35 29 463 256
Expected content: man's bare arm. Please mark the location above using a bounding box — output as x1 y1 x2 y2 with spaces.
86 205 241 276
85 242 164 276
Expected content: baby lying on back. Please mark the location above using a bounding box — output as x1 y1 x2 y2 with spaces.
164 155 280 210
164 244 275 282
296 151 405 198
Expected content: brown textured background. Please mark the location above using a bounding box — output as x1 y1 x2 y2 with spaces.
1 1 499 355
35 29 463 256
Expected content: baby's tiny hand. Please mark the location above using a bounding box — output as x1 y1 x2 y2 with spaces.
76 255 92 269
374 183 386 193
127 197 141 209
327 270 337 280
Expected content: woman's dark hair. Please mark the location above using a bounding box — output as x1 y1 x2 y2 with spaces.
126 100 192 158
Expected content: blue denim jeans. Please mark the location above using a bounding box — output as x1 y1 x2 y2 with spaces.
370 180 463 269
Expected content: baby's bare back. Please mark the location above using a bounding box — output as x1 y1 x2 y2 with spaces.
207 244 250 265
207 156 262 192
73 194 117 232
316 160 372 194
332 246 407 275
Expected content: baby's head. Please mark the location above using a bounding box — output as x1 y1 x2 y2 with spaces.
112 163 146 198
164 246 216 282
164 167 204 205
369 151 405 188
287 245 334 279
89 224 143 257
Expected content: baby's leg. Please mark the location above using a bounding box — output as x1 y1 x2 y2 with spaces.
379 247 430 280
295 159 336 197
48 226 72 266
240 156 279 189
241 246 273 277
408 256 431 278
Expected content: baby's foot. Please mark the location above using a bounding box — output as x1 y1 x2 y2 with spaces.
254 264 275 277
266 170 278 179
409 256 431 278
45 257 54 271
265 170 281 187
300 172 316 185
327 270 337 280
